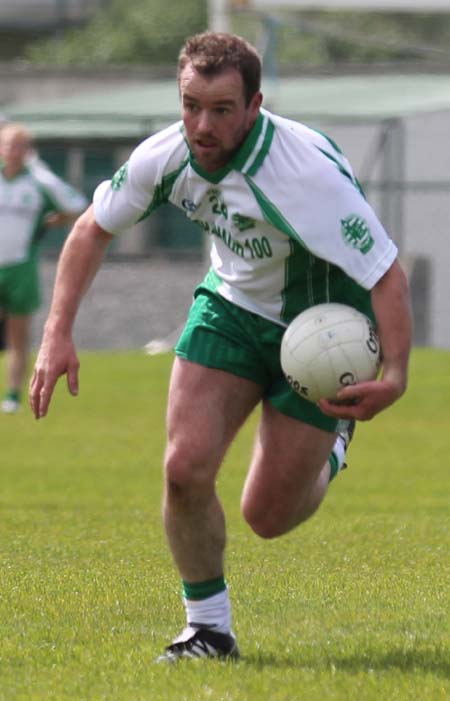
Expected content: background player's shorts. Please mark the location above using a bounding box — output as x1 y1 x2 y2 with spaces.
175 286 339 433
0 256 41 315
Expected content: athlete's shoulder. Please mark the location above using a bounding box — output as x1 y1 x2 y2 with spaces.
10 164 52 196
265 109 345 161
26 159 87 212
26 160 65 193
266 108 321 139
128 121 189 185
260 108 358 188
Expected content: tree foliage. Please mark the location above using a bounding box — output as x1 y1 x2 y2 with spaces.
25 2 450 68
26 0 207 65
233 10 450 68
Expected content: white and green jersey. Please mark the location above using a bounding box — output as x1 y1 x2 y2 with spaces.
0 162 87 267
93 108 397 325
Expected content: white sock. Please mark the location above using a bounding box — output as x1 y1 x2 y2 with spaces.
184 588 232 634
328 433 347 480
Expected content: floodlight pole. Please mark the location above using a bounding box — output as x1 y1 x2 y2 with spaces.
55 0 68 34
380 118 405 254
208 0 230 32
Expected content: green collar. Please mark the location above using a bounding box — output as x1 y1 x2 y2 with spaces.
188 111 275 184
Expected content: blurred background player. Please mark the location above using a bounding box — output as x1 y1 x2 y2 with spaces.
0 123 87 413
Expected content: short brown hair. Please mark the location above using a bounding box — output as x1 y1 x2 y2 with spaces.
178 32 261 106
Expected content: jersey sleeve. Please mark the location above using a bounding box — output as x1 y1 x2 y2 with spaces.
30 158 88 214
298 164 397 290
93 122 187 235
257 127 397 291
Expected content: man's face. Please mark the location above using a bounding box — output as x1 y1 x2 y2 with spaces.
0 131 29 174
179 63 262 173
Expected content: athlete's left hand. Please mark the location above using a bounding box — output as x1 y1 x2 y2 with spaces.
318 378 402 421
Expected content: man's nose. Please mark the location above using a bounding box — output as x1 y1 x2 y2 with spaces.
197 110 213 132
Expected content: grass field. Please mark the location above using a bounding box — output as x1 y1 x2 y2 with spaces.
1 348 449 701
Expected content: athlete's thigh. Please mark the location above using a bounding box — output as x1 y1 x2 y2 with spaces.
166 357 263 478
6 314 31 349
242 400 337 516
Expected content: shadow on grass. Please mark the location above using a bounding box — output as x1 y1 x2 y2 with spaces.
244 645 450 678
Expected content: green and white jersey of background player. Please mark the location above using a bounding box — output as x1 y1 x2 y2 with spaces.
0 158 87 267
94 108 397 326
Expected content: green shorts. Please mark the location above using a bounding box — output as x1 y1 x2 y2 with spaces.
0 257 41 315
175 286 339 433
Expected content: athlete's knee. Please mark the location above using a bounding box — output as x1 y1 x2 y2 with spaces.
241 495 289 539
164 438 217 492
241 490 322 539
244 505 319 539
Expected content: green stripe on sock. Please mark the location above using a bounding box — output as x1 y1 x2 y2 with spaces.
182 576 227 601
6 390 20 402
328 451 340 482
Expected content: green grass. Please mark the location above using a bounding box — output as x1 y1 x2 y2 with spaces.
0 348 449 701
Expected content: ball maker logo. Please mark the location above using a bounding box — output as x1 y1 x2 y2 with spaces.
341 214 374 254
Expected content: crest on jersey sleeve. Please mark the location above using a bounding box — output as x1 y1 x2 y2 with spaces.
111 162 128 191
340 214 374 254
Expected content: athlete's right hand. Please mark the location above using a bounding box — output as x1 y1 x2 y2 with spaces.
29 331 80 419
